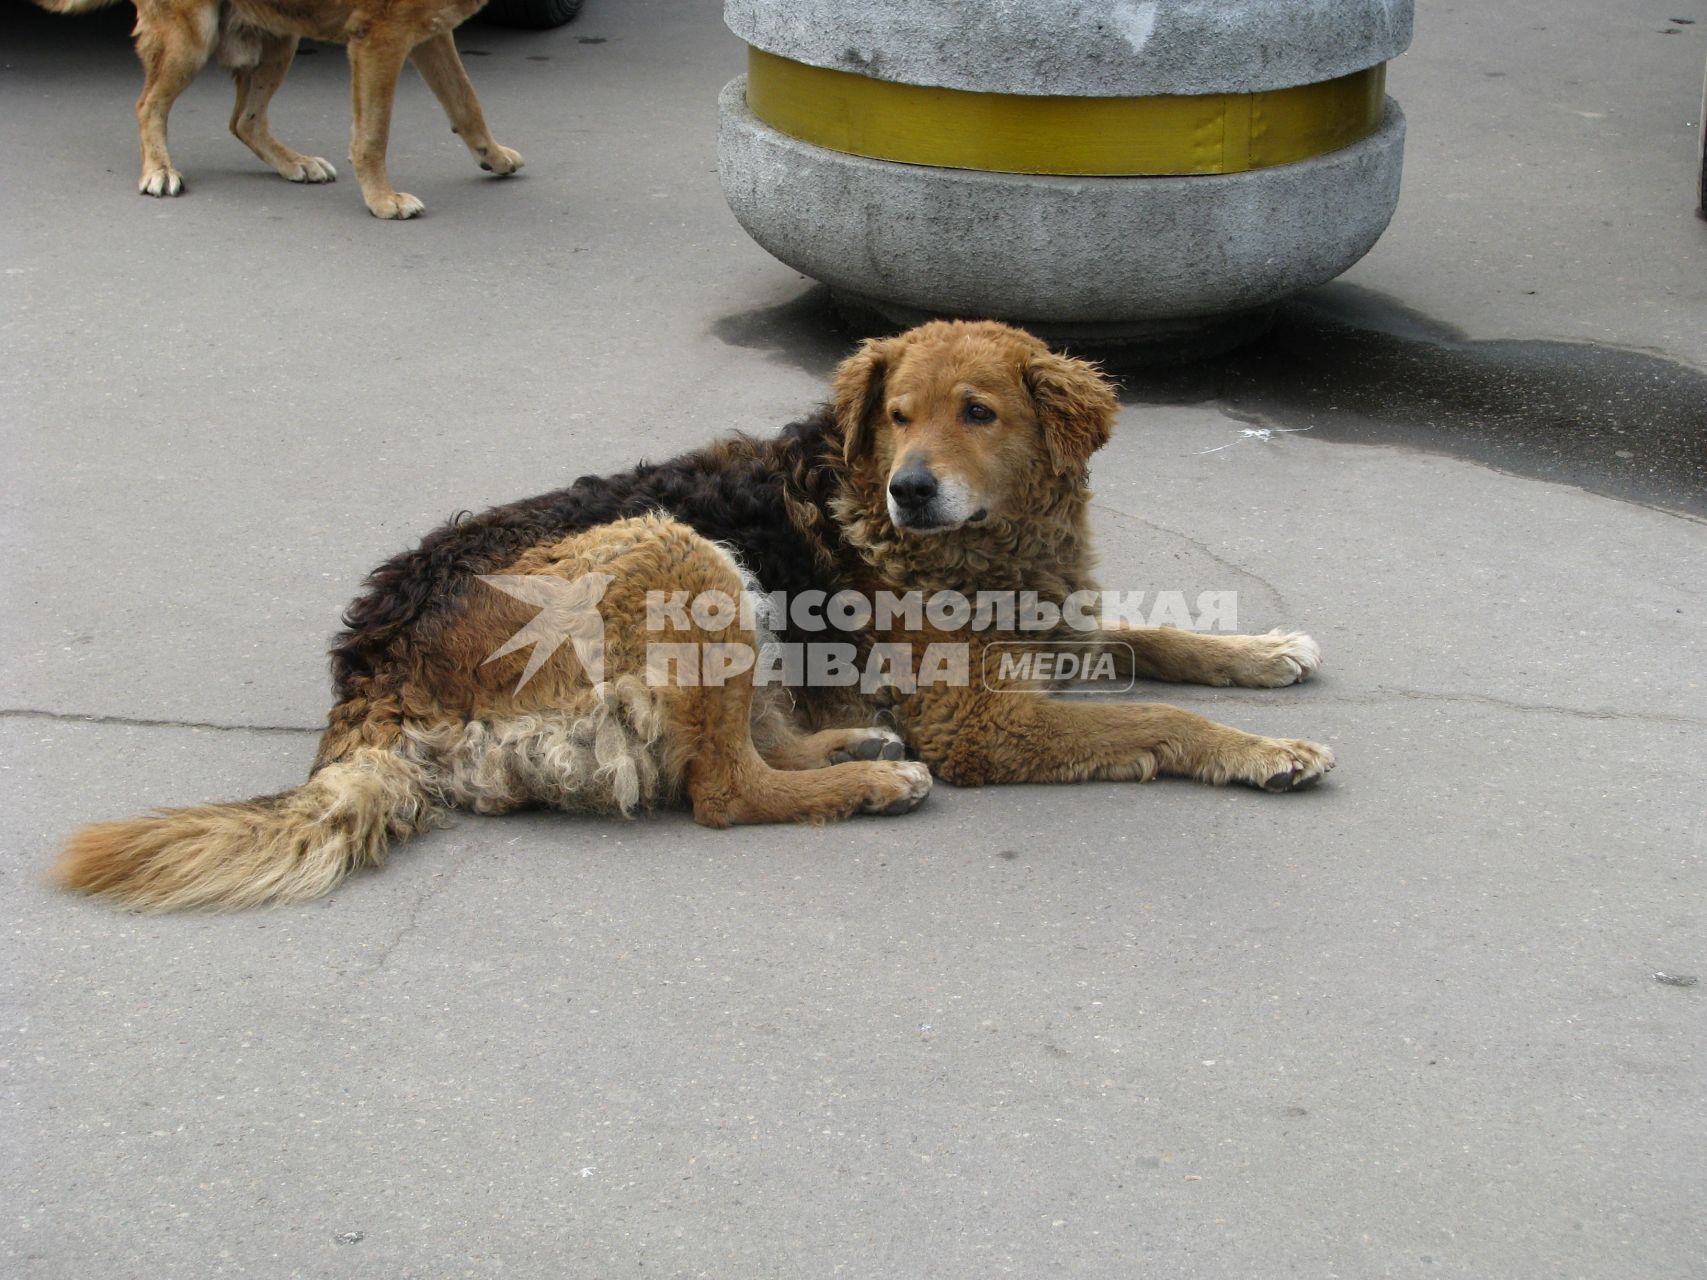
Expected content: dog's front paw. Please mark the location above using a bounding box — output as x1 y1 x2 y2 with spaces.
284 155 337 184
367 192 424 220
478 145 524 176
139 167 184 197
1228 630 1322 688
857 760 933 816
1223 737 1335 792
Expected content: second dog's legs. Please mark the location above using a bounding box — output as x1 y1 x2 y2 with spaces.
133 0 218 196
229 33 338 184
346 29 418 218
409 33 524 178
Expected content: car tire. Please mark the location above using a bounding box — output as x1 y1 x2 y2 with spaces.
480 0 584 30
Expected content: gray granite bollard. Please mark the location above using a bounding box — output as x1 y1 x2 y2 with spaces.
718 0 1414 358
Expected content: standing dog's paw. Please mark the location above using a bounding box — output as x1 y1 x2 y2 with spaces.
139 167 184 197
284 156 337 184
367 192 424 220
1229 630 1322 688
478 145 525 176
857 761 933 816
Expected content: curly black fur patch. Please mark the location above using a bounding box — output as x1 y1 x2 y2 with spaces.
328 411 852 704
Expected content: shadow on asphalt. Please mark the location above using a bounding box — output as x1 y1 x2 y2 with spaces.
713 282 1707 518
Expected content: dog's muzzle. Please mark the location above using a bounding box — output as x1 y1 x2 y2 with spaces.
887 461 984 532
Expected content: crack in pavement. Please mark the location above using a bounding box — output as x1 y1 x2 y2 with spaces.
1090 502 1289 615
365 847 475 976
0 707 321 735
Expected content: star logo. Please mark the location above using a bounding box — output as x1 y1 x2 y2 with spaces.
478 572 614 692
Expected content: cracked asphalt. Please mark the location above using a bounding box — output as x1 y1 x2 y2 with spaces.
3 1 1704 1277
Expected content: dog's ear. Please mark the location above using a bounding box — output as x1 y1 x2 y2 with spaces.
833 336 899 465
1025 350 1117 476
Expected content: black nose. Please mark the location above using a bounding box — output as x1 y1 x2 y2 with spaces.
889 462 939 508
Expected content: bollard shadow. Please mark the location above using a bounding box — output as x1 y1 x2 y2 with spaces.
709 285 861 380
1104 283 1707 517
714 280 1707 517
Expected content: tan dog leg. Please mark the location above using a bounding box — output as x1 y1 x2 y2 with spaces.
229 33 338 184
757 724 908 771
671 656 929 823
636 544 928 823
133 0 218 196
905 679 1334 793
408 33 524 177
346 30 419 218
685 710 930 824
1103 626 1323 688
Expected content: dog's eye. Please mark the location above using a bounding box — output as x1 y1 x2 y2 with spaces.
890 408 909 426
965 402 995 424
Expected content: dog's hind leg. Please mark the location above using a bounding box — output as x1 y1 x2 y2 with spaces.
408 33 524 178
346 29 420 218
622 534 928 824
133 0 218 196
229 32 338 185
681 684 930 824
753 716 909 771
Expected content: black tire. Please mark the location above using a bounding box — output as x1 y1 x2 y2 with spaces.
480 0 584 29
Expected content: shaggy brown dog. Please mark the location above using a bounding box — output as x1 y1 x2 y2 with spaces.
35 0 520 218
54 321 1334 910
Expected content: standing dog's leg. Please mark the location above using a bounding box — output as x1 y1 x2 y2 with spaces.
346 28 419 218
408 33 524 178
133 0 218 196
229 32 338 185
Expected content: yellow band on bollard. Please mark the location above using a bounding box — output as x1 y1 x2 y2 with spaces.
746 47 1387 177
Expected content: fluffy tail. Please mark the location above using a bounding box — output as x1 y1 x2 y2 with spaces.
52 745 437 911
32 0 127 13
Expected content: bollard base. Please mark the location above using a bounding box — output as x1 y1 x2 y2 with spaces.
719 78 1406 358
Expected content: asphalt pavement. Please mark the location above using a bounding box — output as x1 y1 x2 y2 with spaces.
2 1 1704 1276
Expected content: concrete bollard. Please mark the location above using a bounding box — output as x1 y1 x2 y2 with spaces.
718 0 1414 357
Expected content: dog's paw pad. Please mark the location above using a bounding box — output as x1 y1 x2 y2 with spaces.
829 728 907 764
368 192 424 220
286 156 337 184
1250 739 1335 792
139 167 184 197
478 145 524 176
1261 765 1323 793
860 761 932 816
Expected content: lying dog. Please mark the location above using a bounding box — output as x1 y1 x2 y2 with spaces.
55 321 1334 910
35 0 521 218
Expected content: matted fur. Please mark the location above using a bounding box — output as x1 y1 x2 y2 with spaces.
33 0 518 219
402 678 673 819
54 321 1332 911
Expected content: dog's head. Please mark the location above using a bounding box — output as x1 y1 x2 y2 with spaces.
834 321 1117 534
